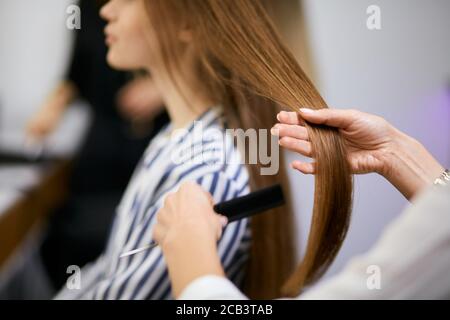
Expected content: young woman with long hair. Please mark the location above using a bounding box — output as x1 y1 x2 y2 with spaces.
56 0 352 300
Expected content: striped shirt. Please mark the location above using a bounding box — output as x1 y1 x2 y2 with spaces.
55 107 251 300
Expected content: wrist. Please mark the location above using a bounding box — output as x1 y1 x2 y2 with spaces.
162 232 224 298
382 127 444 200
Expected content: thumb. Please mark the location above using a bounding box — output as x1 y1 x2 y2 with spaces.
216 215 228 239
299 108 359 129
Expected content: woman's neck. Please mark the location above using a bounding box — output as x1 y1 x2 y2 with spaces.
151 70 214 131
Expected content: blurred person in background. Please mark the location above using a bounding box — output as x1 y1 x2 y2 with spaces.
25 0 168 292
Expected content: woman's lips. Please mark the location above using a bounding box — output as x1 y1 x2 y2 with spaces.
104 26 117 46
105 34 117 46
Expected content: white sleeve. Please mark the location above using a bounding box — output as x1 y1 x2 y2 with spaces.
179 275 248 300
301 184 450 300
179 184 450 300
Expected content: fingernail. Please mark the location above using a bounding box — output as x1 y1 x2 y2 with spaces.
270 126 279 136
220 216 228 227
276 113 282 121
300 108 314 114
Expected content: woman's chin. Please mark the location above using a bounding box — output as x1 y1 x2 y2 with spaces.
106 50 140 71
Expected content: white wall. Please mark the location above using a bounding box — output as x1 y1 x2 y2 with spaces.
0 0 75 143
289 0 450 284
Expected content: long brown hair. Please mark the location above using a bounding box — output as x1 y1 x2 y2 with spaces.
143 0 353 299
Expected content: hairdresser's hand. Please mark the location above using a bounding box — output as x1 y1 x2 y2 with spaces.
273 109 397 175
154 182 228 249
273 108 444 200
154 182 227 297
116 76 164 123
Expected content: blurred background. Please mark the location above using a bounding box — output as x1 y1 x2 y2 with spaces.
0 0 449 299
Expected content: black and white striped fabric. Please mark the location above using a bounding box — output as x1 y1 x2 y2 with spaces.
55 107 251 300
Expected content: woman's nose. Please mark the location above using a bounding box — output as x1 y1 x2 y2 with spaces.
100 0 116 22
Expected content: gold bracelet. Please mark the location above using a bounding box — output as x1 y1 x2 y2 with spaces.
434 169 450 186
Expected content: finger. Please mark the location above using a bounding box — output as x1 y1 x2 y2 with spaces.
207 192 215 206
182 181 215 206
299 108 360 129
277 111 304 125
291 161 316 175
156 209 169 226
194 182 214 204
271 124 309 141
162 193 176 215
218 215 228 228
152 224 166 244
279 137 313 157
216 215 228 239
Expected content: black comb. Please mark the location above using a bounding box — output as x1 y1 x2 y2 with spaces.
119 184 285 258
213 184 285 222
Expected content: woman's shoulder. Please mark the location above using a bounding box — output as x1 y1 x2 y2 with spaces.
153 130 250 203
151 107 251 200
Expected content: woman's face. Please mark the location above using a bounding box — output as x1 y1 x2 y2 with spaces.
100 0 157 70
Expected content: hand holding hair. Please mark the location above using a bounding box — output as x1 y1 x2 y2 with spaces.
273 108 444 200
